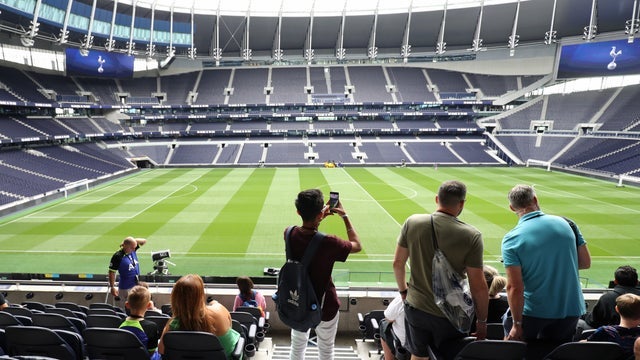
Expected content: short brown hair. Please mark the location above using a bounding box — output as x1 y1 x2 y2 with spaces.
126 285 151 313
437 180 466 207
616 293 640 320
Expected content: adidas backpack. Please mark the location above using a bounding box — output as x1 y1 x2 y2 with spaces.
273 226 324 332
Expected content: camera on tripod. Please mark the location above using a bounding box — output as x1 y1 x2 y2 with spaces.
149 250 175 275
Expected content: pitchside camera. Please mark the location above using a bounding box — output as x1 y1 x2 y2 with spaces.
151 250 171 262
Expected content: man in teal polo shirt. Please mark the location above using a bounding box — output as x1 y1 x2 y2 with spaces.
502 184 591 343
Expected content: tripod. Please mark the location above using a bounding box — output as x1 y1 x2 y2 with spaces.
148 259 175 275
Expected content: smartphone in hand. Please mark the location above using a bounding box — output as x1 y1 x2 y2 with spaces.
329 191 339 209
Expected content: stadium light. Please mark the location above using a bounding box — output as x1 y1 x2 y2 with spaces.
401 44 411 58
273 48 284 61
368 46 378 59
583 25 597 41
508 34 519 56
146 43 156 57
105 39 116 52
188 47 197 60
243 48 252 61
81 34 94 50
544 30 557 45
304 48 314 62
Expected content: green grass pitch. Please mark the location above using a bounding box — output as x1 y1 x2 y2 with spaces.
0 166 638 288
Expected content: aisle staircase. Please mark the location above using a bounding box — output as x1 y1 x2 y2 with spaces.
271 345 362 359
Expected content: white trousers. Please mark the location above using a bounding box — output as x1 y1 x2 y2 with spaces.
289 313 340 360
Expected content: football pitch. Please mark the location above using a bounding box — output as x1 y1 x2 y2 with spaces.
0 166 638 289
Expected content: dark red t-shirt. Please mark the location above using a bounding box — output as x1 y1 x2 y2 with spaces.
285 226 352 321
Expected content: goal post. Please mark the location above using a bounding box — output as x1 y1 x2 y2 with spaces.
63 178 90 198
526 159 551 172
617 175 640 188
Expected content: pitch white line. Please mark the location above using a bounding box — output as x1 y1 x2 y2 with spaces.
340 168 402 228
128 172 209 218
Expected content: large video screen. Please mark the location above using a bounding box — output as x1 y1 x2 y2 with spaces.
65 48 134 78
556 39 640 80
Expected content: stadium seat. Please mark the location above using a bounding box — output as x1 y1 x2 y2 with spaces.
235 306 269 332
83 327 149 360
89 303 126 315
144 315 169 338
3 308 35 319
85 314 123 329
30 314 80 334
145 310 169 318
5 325 76 360
54 302 88 315
42 307 72 318
162 331 244 360
576 328 597 341
0 313 24 329
87 308 124 318
232 319 256 358
427 337 476 360
543 341 625 360
230 312 262 344
49 329 84 360
357 310 385 356
453 340 527 360
20 302 52 312
160 304 172 317
0 328 6 355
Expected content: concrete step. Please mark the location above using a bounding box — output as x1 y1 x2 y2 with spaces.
271 345 362 359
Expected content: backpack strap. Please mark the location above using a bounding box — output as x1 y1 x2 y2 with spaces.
562 216 581 248
430 214 439 250
284 226 325 267
284 226 297 260
301 231 325 267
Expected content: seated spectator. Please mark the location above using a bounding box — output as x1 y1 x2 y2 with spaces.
0 292 8 310
585 293 640 359
233 276 267 316
380 294 407 360
484 265 509 323
119 285 160 359
158 274 240 358
586 265 640 328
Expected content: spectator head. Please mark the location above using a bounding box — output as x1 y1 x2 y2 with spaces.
126 285 151 314
296 189 325 221
436 181 467 216
437 181 467 207
615 293 640 321
614 265 639 287
236 276 255 298
121 236 137 254
483 265 507 298
508 184 538 212
170 274 213 332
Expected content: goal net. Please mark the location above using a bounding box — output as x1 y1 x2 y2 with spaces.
526 159 551 172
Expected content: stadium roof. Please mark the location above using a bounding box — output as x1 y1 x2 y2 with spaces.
0 0 635 61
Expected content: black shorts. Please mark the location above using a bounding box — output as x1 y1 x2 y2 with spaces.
404 303 464 357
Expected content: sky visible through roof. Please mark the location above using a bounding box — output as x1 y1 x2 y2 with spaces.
116 0 532 16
